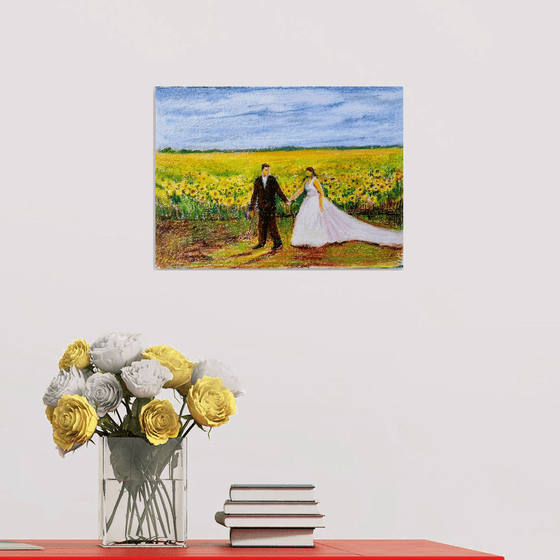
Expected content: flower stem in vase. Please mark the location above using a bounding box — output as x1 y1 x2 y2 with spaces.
105 482 126 533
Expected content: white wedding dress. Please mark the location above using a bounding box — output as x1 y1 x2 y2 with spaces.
291 179 403 247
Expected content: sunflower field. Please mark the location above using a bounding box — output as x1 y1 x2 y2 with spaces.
155 147 403 224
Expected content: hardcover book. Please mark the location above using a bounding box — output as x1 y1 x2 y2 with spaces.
230 528 315 547
215 511 325 528
0 542 44 551
223 500 319 515
229 484 315 502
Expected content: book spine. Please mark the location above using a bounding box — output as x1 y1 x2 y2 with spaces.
215 512 325 528
230 490 315 501
223 501 319 515
230 528 315 548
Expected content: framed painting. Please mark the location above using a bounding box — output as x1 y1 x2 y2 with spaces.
155 87 403 269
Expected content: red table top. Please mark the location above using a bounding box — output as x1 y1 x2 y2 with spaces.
0 540 504 560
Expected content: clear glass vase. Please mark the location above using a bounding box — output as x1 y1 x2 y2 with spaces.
98 436 187 547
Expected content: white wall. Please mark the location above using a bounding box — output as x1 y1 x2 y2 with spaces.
0 2 558 559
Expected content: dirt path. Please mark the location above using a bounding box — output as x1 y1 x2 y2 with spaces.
156 218 402 269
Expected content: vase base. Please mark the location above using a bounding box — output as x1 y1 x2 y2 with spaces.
100 541 187 548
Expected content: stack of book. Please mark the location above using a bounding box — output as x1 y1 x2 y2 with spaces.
215 484 324 547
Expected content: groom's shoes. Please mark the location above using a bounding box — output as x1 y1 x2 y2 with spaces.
253 242 283 251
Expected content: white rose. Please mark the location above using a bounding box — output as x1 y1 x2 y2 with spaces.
84 372 123 417
43 366 88 407
191 359 246 397
121 360 173 398
89 332 142 373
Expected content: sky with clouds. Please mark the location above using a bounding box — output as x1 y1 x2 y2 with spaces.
156 86 403 151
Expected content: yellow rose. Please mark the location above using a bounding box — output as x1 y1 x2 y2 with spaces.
139 399 180 445
45 405 55 424
51 394 97 451
142 345 194 389
187 376 236 428
59 339 90 371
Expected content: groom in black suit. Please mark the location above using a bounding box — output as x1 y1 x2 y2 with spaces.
249 163 289 250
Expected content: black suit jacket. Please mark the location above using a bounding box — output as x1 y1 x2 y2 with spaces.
249 175 288 215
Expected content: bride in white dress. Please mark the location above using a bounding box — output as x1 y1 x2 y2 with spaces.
287 167 403 248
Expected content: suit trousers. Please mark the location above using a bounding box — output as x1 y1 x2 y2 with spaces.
258 211 281 245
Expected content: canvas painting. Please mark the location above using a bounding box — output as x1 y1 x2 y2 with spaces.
155 87 403 269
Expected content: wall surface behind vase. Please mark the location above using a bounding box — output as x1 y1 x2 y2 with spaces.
0 2 558 560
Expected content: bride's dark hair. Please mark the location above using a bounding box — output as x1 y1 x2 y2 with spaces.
301 166 318 184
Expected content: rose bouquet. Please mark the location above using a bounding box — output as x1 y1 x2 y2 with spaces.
44 332 244 546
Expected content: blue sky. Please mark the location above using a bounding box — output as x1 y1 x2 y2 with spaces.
155 87 403 151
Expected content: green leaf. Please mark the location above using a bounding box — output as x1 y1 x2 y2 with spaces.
132 397 152 417
129 415 141 435
107 437 184 484
122 416 131 431
98 416 114 429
